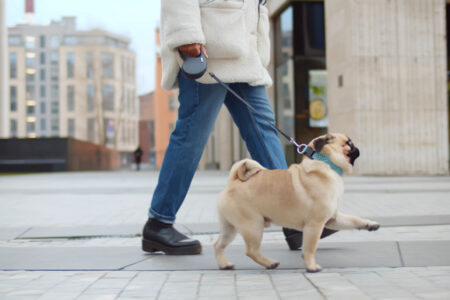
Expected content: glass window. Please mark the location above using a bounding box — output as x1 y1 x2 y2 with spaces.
102 85 114 111
101 52 114 78
26 85 35 100
40 102 46 114
26 53 35 68
40 52 46 64
50 51 59 65
40 85 46 98
10 119 17 137
40 118 46 131
9 52 17 78
63 36 77 45
40 35 46 48
87 118 95 142
25 36 36 49
50 68 58 81
27 104 35 115
103 118 115 144
50 35 59 48
10 86 17 112
51 85 59 99
67 85 75 112
51 102 59 114
27 121 36 133
26 72 35 82
87 85 95 112
66 52 75 78
8 36 22 46
68 119 75 137
40 69 46 81
86 52 94 78
51 118 59 131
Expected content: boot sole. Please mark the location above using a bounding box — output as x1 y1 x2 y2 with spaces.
285 228 339 250
142 238 202 255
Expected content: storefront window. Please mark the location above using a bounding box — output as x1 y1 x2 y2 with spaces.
274 2 326 164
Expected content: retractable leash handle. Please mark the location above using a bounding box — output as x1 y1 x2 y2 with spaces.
179 51 207 79
209 72 314 159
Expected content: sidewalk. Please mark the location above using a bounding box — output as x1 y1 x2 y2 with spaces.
1 170 450 299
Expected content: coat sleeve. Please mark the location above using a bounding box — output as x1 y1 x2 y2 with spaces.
161 0 206 51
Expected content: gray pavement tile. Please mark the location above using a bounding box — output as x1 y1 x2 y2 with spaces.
399 241 450 267
0 247 150 270
126 242 401 271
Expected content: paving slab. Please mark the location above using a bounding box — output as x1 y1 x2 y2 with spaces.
0 246 149 270
399 241 450 267
127 242 402 271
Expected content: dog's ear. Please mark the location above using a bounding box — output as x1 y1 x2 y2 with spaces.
313 134 334 152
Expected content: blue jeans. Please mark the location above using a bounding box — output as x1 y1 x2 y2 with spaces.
149 73 288 223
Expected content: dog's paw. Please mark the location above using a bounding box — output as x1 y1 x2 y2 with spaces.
219 263 235 270
366 222 380 231
266 261 280 270
306 264 322 273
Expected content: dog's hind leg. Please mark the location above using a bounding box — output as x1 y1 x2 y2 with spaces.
239 221 280 269
214 215 237 270
325 212 380 231
302 222 324 273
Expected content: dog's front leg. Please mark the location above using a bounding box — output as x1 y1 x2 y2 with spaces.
302 222 324 273
325 212 380 231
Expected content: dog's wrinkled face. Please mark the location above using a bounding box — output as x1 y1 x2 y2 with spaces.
310 133 360 173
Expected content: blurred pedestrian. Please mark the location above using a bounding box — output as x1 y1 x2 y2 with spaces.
134 146 143 171
142 0 293 255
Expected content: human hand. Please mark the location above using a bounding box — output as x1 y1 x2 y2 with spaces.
178 43 208 58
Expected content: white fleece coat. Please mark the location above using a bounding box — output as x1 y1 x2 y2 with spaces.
160 0 272 90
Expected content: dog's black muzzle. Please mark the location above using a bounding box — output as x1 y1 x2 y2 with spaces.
348 146 360 166
346 140 360 166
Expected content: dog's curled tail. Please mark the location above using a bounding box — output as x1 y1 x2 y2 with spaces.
230 159 265 182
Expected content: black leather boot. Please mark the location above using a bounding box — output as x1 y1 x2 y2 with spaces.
283 227 338 250
142 218 202 255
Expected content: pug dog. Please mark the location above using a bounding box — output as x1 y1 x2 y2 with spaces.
214 133 380 273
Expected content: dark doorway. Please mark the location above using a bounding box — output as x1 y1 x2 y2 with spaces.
274 1 327 164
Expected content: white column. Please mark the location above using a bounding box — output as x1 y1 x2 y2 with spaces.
0 0 9 137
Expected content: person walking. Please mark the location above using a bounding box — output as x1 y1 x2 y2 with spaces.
142 0 300 255
134 146 143 171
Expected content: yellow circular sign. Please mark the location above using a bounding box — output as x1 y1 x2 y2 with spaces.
310 99 327 120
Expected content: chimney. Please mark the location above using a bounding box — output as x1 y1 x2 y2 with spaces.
25 0 34 13
24 0 35 23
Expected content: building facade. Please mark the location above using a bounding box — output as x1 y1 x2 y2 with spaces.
138 29 177 169
7 15 138 153
267 0 449 175
0 0 8 137
139 91 155 165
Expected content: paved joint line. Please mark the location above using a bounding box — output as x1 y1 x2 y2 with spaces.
233 272 239 300
74 272 107 300
16 227 32 239
114 271 138 300
117 256 152 271
396 241 405 267
155 272 170 300
195 273 204 299
268 272 282 300
303 273 327 300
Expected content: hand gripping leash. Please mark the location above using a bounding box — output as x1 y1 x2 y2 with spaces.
209 72 315 159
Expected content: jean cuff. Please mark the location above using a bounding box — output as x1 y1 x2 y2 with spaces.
149 208 175 225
